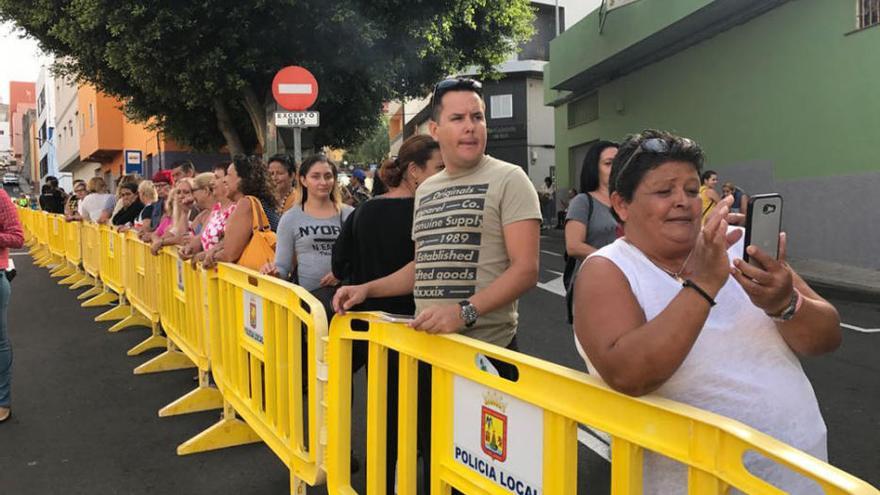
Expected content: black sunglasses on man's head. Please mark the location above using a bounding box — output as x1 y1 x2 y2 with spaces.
431 78 483 113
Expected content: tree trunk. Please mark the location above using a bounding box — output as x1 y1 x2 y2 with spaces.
242 86 267 152
213 98 245 157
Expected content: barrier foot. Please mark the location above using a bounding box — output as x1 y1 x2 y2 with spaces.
82 291 117 308
127 334 167 356
70 275 95 291
159 385 223 417
176 404 260 456
59 271 85 286
109 313 151 333
50 264 72 277
95 304 131 322
77 285 102 300
35 256 52 267
134 350 195 375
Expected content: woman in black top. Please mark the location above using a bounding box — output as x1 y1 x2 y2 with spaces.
331 134 443 494
111 182 145 227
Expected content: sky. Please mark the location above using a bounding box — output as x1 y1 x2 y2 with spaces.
0 21 49 104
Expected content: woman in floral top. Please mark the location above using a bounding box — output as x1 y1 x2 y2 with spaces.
180 163 234 261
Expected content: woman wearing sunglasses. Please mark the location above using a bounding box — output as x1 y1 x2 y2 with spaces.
573 129 840 494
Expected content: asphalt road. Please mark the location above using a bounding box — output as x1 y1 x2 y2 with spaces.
0 236 877 494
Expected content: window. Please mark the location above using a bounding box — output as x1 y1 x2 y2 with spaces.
490 94 513 119
568 93 599 128
859 0 880 29
89 103 94 127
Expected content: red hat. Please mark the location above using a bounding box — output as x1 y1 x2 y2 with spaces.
152 170 174 185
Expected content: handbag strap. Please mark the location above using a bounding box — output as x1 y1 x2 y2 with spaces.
245 195 270 232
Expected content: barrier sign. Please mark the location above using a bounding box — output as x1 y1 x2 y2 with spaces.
243 291 265 344
176 258 185 292
453 376 543 495
275 111 320 128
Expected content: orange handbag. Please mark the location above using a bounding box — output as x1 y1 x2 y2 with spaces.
236 196 276 271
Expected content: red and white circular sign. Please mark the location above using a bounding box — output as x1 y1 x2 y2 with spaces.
271 66 319 111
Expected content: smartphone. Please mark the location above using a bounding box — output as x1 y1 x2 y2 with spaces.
743 193 783 266
379 313 415 324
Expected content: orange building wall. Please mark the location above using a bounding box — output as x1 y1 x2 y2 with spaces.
9 81 36 159
77 85 185 177
78 85 124 161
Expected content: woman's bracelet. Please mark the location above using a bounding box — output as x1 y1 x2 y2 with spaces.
682 279 716 307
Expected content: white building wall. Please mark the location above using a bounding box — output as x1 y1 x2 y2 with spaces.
526 77 557 189
36 66 58 180
0 122 10 154
54 73 81 172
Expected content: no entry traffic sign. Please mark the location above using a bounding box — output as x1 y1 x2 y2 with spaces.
272 66 319 111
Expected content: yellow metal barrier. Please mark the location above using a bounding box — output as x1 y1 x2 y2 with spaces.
83 225 129 313
19 207 35 246
200 262 329 492
47 214 74 279
58 220 87 287
103 232 168 356
32 211 53 266
77 222 112 305
327 314 880 495
134 247 205 377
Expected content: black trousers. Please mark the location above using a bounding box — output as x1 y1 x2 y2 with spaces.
354 335 520 494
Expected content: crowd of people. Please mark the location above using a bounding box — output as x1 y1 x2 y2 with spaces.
6 76 844 494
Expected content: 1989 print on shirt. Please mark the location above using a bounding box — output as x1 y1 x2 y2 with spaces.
412 183 488 299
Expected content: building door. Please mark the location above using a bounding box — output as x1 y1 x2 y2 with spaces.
569 140 596 193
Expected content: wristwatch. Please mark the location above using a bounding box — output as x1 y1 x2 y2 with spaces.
458 300 479 328
767 290 801 322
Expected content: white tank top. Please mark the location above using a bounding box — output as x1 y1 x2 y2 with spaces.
579 238 827 494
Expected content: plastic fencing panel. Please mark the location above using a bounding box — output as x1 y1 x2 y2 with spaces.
81 223 101 278
63 221 82 266
98 225 125 295
326 314 880 495
158 248 209 371
208 263 329 488
48 214 66 257
124 234 160 324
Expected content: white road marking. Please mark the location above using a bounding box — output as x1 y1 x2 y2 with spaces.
278 83 312 94
537 275 566 297
841 323 880 334
578 427 611 461
9 252 30 256
540 250 562 257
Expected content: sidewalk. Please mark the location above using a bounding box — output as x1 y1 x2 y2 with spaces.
542 227 880 301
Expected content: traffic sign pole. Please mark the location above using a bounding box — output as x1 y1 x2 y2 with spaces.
293 128 302 164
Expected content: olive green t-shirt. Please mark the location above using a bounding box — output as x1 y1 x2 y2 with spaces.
412 155 542 346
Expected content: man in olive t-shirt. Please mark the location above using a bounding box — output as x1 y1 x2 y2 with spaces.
412 154 540 346
334 77 541 347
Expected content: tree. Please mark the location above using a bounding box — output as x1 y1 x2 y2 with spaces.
343 118 390 168
0 0 534 157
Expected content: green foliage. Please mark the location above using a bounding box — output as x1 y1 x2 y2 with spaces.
343 118 390 168
0 0 534 154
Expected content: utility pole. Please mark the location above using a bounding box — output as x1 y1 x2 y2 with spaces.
555 0 561 36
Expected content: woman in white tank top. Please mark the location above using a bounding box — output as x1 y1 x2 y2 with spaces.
572 130 841 494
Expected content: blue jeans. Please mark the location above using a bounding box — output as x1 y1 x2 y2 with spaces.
0 272 11 407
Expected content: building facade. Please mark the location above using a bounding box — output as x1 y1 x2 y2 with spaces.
36 66 58 182
9 81 36 167
77 85 227 187
545 0 880 269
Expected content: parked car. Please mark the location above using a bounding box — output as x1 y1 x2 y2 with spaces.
2 173 19 185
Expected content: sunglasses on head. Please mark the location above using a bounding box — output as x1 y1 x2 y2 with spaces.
431 78 483 113
614 137 696 190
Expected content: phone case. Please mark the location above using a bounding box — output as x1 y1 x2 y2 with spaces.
743 193 783 265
